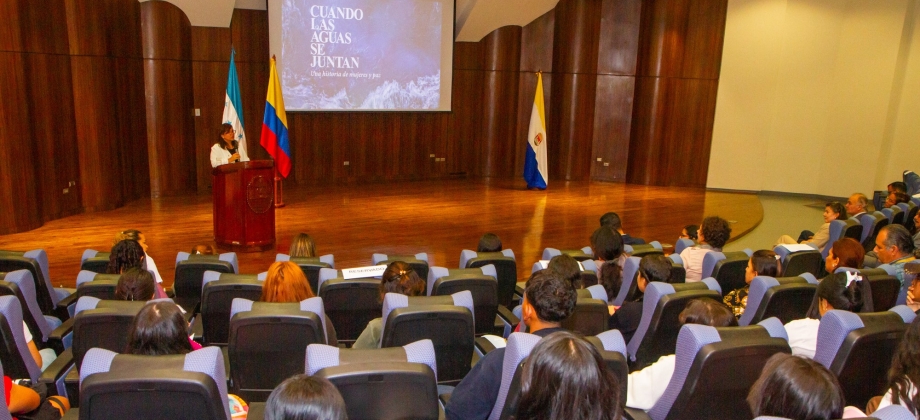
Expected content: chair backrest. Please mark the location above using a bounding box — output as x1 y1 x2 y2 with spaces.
71 297 157 370
612 256 641 306
0 295 41 382
0 270 52 343
872 405 920 420
307 339 439 420
541 246 593 262
173 252 237 311
275 253 334 296
372 253 430 282
875 264 912 306
902 202 919 229
708 251 751 297
79 347 230 420
228 298 328 401
461 249 517 308
669 261 687 284
883 206 905 226
317 268 381 342
579 260 600 287
842 218 864 242
199 272 263 346
674 238 695 255
627 242 665 258
0 249 59 315
75 270 121 300
813 306 915 409
773 244 823 278
80 249 111 274
428 266 498 336
648 322 791 420
561 292 609 336
739 274 818 326
627 279 723 368
381 292 475 383
835 267 900 312
859 212 889 252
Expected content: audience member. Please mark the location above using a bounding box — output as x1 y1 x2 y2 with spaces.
265 375 348 420
776 202 847 254
680 224 699 242
352 261 425 349
845 193 869 217
877 313 920 416
445 270 576 420
514 331 621 420
679 216 732 282
115 267 156 302
874 225 917 287
3 376 70 419
825 238 865 273
476 233 502 253
747 353 845 420
601 212 645 245
591 227 626 299
609 254 671 343
191 244 216 255
784 272 872 358
890 181 908 195
904 262 920 313
289 233 316 258
912 210 920 250
625 298 737 410
261 261 316 303
107 238 167 299
885 191 911 209
724 250 781 317
114 229 165 286
547 254 582 289
125 301 194 356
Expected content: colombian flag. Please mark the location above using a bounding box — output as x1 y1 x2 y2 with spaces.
260 56 291 178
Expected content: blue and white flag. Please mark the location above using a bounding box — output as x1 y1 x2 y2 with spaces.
523 73 547 189
222 49 249 161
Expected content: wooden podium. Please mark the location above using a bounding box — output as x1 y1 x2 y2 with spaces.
212 160 276 251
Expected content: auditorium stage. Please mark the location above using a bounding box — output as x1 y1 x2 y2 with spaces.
0 179 763 288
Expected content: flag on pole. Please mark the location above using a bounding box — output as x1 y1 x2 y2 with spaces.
524 73 548 189
222 49 249 161
260 56 291 178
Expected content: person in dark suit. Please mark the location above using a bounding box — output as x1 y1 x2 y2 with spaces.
608 254 671 344
601 212 646 245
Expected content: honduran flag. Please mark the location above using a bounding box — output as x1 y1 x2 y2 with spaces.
223 49 249 161
260 56 291 178
523 73 548 189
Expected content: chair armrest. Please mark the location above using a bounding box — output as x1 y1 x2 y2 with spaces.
54 292 78 321
496 305 520 338
474 336 497 357
438 393 451 410
39 349 74 391
48 317 75 354
624 407 652 420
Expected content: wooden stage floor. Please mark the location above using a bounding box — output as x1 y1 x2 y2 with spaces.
0 179 763 288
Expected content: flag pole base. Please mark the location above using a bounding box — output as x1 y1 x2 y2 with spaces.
274 172 285 208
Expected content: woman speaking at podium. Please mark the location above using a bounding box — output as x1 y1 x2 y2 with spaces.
210 123 250 167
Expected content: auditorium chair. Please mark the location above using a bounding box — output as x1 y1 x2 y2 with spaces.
274 253 334 296
876 264 912 306
897 201 917 228
76 347 230 420
562 286 610 336
529 259 599 289
427 265 500 336
540 246 593 262
307 339 439 420
0 295 67 397
380 291 475 384
173 251 238 313
753 405 917 420
0 270 68 355
835 267 899 312
73 271 120 300
667 255 688 284
738 274 818 326
624 320 791 420
702 250 752 297
625 241 664 258
228 297 331 401
627 279 722 370
0 249 75 320
79 250 110 274
813 306 915 409
317 268 381 344
882 205 905 227
673 238 695 255
197 272 263 346
372 253 430 282
613 256 643 305
459 249 517 308
773 244 823 278
859 212 890 253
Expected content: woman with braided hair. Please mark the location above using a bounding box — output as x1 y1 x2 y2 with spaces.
352 261 426 349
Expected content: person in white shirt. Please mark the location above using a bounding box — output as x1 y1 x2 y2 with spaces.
210 123 249 168
784 271 871 359
679 216 732 282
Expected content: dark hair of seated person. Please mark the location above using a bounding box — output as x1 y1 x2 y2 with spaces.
547 254 582 289
191 244 216 255
747 353 844 419
379 261 425 301
477 233 502 253
750 249 781 277
107 239 146 274
679 298 738 327
700 216 732 249
515 331 621 420
524 270 577 323
826 201 848 221
289 233 316 258
116 267 156 301
827 238 865 271
639 254 672 284
806 271 872 319
590 227 624 300
683 224 699 241
886 315 920 415
125 301 192 356
265 374 347 420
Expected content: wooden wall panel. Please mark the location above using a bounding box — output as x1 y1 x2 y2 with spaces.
520 10 555 73
480 27 521 178
661 79 719 187
549 73 597 181
448 70 482 176
552 0 602 74
591 75 634 181
114 57 150 201
64 0 110 56
192 60 228 193
597 0 641 75
235 61 271 161
0 52 42 234
191 27 231 62
141 1 191 60
682 0 728 79
231 9 270 64
453 42 483 71
18 0 69 54
0 0 25 52
110 0 142 58
143 59 196 198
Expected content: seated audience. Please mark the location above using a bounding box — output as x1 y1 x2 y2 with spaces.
679 216 732 282
289 233 316 258
265 374 348 420
190 244 216 255
776 202 847 254
476 233 502 253
116 268 200 349
877 313 920 416
874 225 917 287
890 181 909 196
547 254 582 289
845 193 869 217
885 191 911 209
784 271 872 358
601 212 645 245
904 262 920 313
724 250 781 317
514 331 621 420
591 227 626 299
825 238 864 273
261 261 338 346
352 261 425 349
747 353 849 419
680 224 699 242
114 229 165 286
107 238 166 299
912 209 920 250
609 254 671 343
445 270 576 420
625 298 737 410
4 376 70 419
